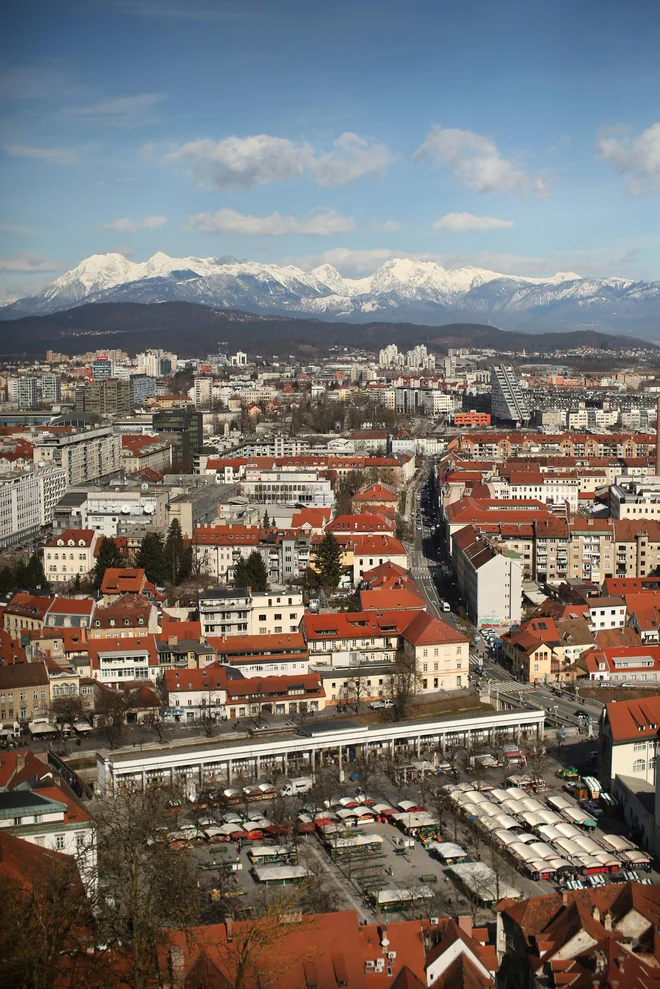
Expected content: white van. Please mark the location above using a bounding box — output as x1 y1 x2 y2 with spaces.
441 601 451 612
280 776 314 797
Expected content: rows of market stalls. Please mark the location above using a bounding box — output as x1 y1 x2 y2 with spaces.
446 776 652 889
304 793 522 912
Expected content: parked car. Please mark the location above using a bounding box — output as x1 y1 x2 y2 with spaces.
369 699 394 709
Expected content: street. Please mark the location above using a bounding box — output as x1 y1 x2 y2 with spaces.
406 466 601 734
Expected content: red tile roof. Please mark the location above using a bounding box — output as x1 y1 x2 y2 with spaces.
44 528 97 548
401 610 469 647
100 568 147 594
605 692 660 742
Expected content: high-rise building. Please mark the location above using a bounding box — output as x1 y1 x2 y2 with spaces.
40 373 62 404
153 409 203 472
74 380 132 416
194 377 213 410
130 375 156 407
8 377 38 410
92 357 112 380
490 364 530 426
32 426 121 486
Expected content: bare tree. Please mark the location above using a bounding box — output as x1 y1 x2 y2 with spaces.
94 687 128 749
204 887 316 989
51 694 85 731
92 783 203 989
385 655 421 722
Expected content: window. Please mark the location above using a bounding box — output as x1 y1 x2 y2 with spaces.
633 759 646 773
55 835 65 850
422 663 428 672
634 741 647 751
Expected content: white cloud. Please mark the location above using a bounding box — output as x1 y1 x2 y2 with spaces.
163 131 393 190
414 124 548 198
62 92 167 125
108 244 135 258
433 212 514 232
310 132 394 187
369 219 401 232
4 144 80 164
184 207 355 236
0 251 61 273
293 246 588 279
597 122 660 194
294 247 401 275
100 215 168 233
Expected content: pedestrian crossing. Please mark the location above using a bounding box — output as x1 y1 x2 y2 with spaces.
485 681 538 694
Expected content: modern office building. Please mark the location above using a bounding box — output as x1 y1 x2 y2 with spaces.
92 357 112 380
153 409 204 471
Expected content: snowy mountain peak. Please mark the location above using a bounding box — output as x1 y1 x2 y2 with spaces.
1 251 658 340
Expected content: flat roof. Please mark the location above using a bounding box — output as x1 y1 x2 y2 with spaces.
296 719 360 737
98 707 545 767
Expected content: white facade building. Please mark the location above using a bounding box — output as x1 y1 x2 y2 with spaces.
452 526 523 628
0 470 41 549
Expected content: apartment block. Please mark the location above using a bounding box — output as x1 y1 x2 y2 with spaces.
33 426 121 486
452 525 523 627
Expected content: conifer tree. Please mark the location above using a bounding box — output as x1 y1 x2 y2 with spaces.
93 537 124 591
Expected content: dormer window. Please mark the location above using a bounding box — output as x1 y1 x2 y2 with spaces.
95 620 100 627
124 618 130 626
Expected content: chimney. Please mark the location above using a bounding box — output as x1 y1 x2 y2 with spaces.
592 905 601 923
168 946 185 989
379 925 390 948
561 890 568 906
458 916 473 938
603 911 612 931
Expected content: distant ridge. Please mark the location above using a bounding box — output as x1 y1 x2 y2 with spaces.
1 251 659 341
0 301 653 358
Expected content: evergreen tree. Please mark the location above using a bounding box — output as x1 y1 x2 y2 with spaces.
93 537 124 591
233 556 250 589
135 531 168 585
262 510 270 529
316 532 343 589
0 566 14 595
233 550 268 592
25 553 50 591
164 518 191 585
13 559 28 589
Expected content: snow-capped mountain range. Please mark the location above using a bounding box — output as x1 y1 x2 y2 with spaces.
3 251 660 338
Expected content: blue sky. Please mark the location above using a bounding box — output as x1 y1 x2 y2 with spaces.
1 0 660 301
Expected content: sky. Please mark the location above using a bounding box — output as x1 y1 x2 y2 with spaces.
1 0 660 303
